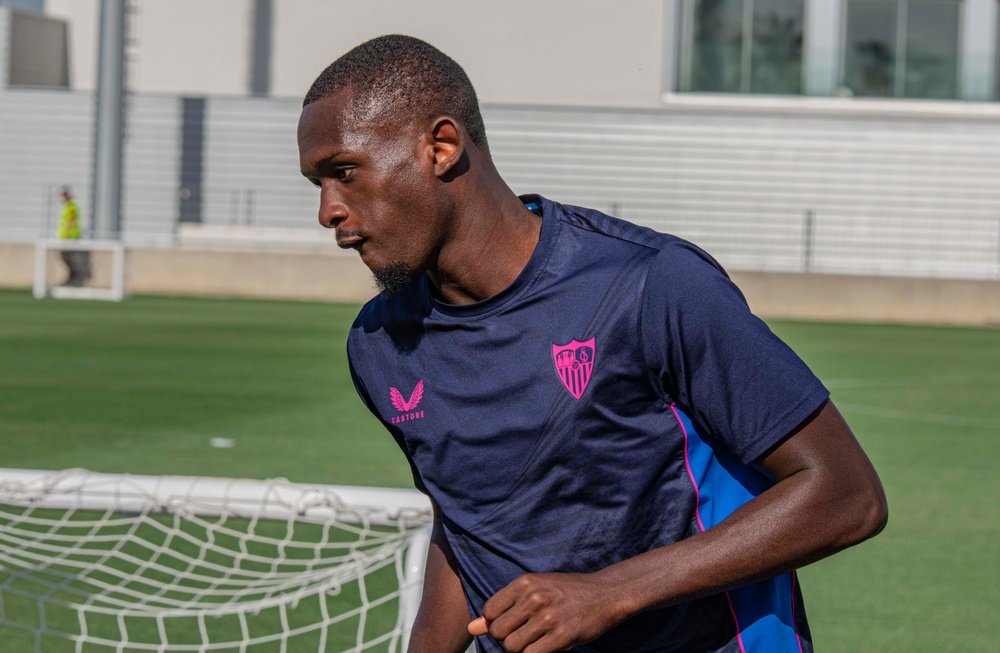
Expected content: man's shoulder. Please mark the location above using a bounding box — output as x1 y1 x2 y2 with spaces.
552 200 668 252
548 199 727 277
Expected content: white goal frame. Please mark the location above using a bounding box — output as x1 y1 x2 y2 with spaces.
33 239 127 301
0 468 435 653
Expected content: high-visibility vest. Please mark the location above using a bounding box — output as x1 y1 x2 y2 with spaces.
58 200 80 239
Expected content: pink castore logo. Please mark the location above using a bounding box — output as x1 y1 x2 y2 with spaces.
390 379 424 411
389 380 425 424
552 338 596 400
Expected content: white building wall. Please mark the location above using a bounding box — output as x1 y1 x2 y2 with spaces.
272 0 669 106
0 89 180 243
0 8 9 87
44 0 671 106
35 0 1000 104
127 0 250 96
198 95 1000 280
484 101 1000 279
961 0 999 101
120 92 182 242
44 0 95 91
0 90 93 241
202 96 319 230
46 0 250 96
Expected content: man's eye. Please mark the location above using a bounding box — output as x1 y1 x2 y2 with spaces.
333 167 355 181
308 178 321 188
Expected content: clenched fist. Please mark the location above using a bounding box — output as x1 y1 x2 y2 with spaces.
468 572 627 653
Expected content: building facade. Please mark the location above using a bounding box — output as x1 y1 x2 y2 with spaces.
0 0 999 283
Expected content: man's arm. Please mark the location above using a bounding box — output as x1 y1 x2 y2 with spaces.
469 400 888 652
409 502 473 653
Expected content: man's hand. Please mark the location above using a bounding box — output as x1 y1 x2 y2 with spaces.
467 571 623 652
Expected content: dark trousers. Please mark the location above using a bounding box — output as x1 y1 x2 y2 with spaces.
60 250 92 286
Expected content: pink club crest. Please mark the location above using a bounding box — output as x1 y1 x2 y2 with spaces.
552 338 596 400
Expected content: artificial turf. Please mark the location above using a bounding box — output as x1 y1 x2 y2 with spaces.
0 289 997 652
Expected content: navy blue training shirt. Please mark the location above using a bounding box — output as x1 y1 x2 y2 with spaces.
347 196 829 652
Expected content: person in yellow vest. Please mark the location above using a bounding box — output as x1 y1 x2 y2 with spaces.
57 186 92 286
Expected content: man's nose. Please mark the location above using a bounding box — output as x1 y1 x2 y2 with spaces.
318 186 348 229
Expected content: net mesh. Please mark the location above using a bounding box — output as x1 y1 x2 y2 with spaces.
0 469 432 652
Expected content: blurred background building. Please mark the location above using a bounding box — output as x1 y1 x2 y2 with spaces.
0 0 998 319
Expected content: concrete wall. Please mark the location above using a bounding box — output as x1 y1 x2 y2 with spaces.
732 271 1000 326
2 241 997 326
0 241 376 302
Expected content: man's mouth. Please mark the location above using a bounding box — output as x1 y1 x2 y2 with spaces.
336 235 365 250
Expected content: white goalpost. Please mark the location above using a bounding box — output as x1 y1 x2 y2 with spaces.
33 239 128 302
0 468 433 652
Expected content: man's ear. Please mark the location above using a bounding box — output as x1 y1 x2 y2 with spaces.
428 117 463 178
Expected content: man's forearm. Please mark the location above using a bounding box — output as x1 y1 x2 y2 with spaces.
471 401 888 651
408 511 473 653
601 401 887 615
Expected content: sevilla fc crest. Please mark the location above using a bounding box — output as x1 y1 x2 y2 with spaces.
552 338 596 400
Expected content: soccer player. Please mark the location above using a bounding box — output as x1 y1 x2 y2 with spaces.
298 35 887 653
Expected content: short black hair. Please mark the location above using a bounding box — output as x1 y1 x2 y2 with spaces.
303 35 488 151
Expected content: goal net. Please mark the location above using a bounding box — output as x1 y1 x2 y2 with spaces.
0 468 433 653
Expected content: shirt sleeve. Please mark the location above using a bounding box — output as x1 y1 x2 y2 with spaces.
640 240 829 463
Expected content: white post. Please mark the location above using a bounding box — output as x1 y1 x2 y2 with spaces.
400 523 432 652
803 0 843 96
0 8 10 90
91 0 126 240
960 0 998 101
110 242 125 300
33 241 47 299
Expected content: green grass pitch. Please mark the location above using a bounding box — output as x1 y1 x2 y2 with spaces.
0 289 997 652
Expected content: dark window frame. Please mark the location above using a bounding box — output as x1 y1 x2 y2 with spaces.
838 0 963 99
677 0 806 95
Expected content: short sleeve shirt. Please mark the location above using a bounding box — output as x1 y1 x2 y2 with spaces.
347 196 828 652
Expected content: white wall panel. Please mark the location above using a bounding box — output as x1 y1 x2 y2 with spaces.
127 0 249 96
202 96 324 237
0 8 10 87
483 104 1000 279
121 92 181 242
2 89 998 280
0 89 180 243
0 89 93 240
272 0 667 107
44 0 96 90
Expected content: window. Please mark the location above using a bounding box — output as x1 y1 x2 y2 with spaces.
841 0 961 99
679 0 805 94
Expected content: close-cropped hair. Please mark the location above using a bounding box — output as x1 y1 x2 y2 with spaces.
304 34 489 151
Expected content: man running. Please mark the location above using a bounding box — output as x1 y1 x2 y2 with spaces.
298 35 887 653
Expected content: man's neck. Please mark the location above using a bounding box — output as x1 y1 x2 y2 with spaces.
428 187 542 306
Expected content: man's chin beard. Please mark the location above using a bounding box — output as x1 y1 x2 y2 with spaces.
372 262 418 297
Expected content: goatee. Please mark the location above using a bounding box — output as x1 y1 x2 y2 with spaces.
372 262 417 297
